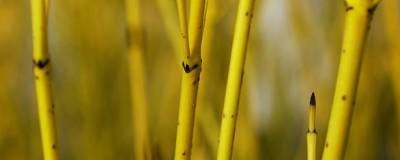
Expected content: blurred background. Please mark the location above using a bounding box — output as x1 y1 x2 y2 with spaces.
1 0 399 159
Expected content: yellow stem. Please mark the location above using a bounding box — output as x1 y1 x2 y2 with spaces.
216 0 255 159
174 0 206 159
31 0 59 159
307 93 317 160
322 0 381 159
192 0 220 157
176 0 191 59
44 0 48 14
125 0 152 159
188 0 206 58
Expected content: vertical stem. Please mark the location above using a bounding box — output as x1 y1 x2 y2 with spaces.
216 0 255 159
307 93 317 160
322 0 381 159
174 0 206 160
192 0 220 157
382 0 400 156
176 0 191 59
188 0 206 58
31 0 59 159
125 0 152 159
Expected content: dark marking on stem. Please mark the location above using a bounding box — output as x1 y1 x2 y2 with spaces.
240 70 245 82
341 95 347 101
245 11 253 18
49 105 55 114
182 151 186 156
192 64 199 70
192 77 200 85
52 144 56 149
33 59 50 69
312 129 317 133
181 62 200 73
310 92 316 106
48 109 55 115
307 129 317 134
231 114 235 118
182 62 190 73
325 143 329 148
345 6 354 12
352 100 356 106
367 5 378 16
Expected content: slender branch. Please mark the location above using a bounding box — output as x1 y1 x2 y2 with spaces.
174 0 207 159
216 0 256 159
307 92 317 160
193 0 222 157
322 0 381 159
176 0 191 59
31 0 59 159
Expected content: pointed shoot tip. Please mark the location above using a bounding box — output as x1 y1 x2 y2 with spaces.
310 92 316 106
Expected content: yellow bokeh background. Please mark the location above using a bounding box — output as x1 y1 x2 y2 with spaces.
0 0 399 159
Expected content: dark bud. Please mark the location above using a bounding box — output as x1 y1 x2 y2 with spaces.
33 59 50 69
310 92 316 106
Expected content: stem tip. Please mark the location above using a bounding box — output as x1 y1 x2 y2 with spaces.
310 92 316 106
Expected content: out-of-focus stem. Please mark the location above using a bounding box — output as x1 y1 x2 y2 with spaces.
382 0 400 156
156 0 181 61
125 0 152 159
